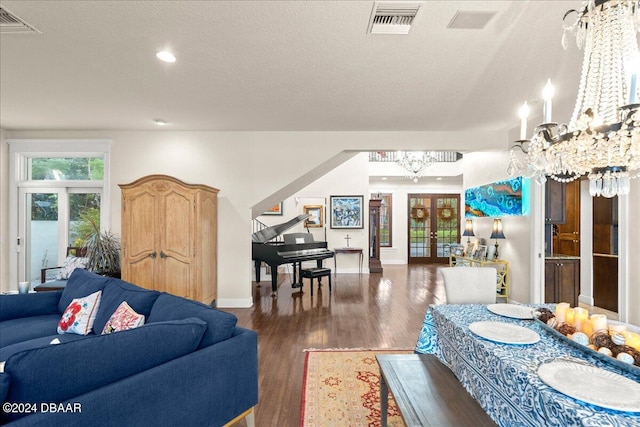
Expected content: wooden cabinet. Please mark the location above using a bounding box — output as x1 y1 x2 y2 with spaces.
545 180 565 224
545 258 580 306
554 180 580 256
369 199 383 273
120 175 218 305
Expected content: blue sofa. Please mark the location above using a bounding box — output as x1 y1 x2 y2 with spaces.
0 269 258 426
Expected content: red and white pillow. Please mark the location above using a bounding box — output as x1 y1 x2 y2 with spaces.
57 290 102 335
101 301 145 334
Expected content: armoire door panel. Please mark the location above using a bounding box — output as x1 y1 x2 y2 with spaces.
162 191 194 258
162 256 192 299
126 257 158 291
125 191 157 259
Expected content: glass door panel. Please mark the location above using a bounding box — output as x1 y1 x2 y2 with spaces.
19 190 62 285
69 192 102 246
408 194 460 264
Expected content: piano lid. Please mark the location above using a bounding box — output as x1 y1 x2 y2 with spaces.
252 214 311 243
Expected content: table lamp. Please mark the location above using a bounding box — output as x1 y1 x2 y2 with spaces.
490 219 505 260
462 219 474 244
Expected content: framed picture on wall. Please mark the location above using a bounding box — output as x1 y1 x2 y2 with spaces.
263 202 283 216
303 205 323 228
330 195 364 229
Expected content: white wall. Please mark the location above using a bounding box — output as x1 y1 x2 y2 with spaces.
626 179 640 325
2 130 504 304
0 129 8 292
462 151 535 304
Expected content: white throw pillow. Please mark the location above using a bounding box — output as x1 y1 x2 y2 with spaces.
57 290 102 335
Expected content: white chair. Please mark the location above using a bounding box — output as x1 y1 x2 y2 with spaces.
441 267 497 304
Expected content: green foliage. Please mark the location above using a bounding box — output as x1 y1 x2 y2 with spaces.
31 157 104 180
83 230 121 274
72 208 101 246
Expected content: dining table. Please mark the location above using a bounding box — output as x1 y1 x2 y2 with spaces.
415 304 640 427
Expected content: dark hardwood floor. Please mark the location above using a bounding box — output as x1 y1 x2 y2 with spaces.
225 264 447 427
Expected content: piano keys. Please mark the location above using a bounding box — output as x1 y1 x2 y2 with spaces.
252 215 335 296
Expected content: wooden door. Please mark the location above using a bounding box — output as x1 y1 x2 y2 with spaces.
408 194 459 264
159 188 194 299
121 187 159 290
555 180 580 256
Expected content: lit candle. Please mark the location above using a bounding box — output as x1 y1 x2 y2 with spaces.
543 79 554 123
581 319 593 337
518 102 529 140
565 308 575 326
573 307 589 331
590 314 608 333
555 302 570 323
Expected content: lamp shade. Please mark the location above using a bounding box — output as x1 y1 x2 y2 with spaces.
490 219 505 239
462 219 474 237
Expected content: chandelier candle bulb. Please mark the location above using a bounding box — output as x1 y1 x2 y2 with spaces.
519 102 529 140
542 79 554 122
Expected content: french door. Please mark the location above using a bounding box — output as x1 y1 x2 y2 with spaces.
17 187 101 284
407 194 460 264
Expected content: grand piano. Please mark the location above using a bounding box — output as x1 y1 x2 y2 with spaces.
252 214 335 296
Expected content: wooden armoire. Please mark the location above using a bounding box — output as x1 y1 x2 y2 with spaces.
119 175 218 306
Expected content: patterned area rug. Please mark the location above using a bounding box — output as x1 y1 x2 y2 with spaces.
300 349 413 427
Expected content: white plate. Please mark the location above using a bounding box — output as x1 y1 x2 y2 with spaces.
487 303 534 319
538 361 640 412
469 321 540 345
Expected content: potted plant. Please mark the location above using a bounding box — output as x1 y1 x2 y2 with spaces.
83 229 121 277
76 209 121 277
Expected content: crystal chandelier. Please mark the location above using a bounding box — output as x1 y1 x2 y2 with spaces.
507 0 640 197
396 151 436 182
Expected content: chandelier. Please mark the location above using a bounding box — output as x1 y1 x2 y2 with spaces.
396 151 436 182
507 0 640 197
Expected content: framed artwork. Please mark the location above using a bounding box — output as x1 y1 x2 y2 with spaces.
330 195 364 229
263 202 283 216
474 245 488 260
451 244 465 256
465 241 476 257
303 205 323 228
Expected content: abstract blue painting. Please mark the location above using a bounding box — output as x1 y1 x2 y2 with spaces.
465 177 527 217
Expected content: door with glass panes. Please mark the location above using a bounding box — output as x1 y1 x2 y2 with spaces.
407 194 460 263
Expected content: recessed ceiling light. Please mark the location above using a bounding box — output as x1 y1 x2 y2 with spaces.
436 177 443 181
156 51 176 63
381 177 388 180
153 119 168 126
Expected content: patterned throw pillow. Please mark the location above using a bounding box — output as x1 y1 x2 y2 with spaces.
57 290 102 335
56 256 89 280
101 301 145 334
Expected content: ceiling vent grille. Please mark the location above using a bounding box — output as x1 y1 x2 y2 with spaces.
0 6 41 34
367 2 421 35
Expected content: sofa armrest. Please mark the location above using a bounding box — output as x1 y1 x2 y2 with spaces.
5 327 259 427
0 291 62 322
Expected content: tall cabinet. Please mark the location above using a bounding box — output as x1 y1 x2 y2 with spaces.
120 175 218 306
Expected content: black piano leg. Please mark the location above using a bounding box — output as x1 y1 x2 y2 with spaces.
270 264 278 297
255 261 262 287
291 262 303 290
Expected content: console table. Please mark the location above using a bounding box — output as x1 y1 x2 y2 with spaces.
333 247 363 275
449 255 509 302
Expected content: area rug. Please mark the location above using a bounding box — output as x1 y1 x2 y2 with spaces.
300 349 413 427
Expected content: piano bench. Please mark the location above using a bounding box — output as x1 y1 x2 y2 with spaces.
300 267 332 296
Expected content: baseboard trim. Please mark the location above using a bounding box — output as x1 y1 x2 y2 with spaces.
217 298 253 308
578 294 594 306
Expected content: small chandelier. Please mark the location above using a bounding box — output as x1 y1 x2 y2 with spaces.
397 151 436 182
508 0 640 198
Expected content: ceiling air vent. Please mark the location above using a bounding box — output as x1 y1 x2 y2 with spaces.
367 2 421 35
0 6 41 34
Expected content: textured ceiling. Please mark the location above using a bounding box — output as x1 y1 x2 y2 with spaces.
0 1 583 132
